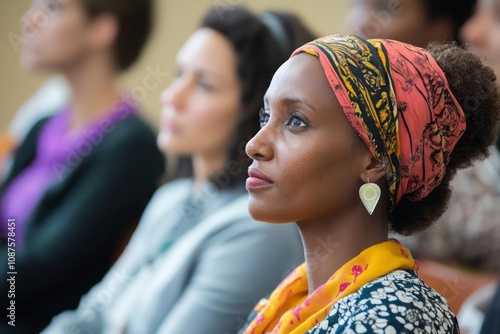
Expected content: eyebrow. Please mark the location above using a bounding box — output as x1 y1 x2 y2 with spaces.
264 96 317 112
176 62 227 82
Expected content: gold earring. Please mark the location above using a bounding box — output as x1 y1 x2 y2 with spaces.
359 177 381 215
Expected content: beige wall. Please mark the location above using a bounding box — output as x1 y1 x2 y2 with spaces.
0 0 350 132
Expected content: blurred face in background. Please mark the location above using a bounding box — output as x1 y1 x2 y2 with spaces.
158 28 242 158
461 0 500 77
21 0 88 70
347 0 453 47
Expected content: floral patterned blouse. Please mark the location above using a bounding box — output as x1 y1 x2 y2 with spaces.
305 270 458 334
241 270 458 333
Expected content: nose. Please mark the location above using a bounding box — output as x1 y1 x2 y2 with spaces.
245 127 274 161
160 77 189 111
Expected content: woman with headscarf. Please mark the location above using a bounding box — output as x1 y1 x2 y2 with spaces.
239 35 500 333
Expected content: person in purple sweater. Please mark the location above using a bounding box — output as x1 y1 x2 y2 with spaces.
0 0 164 332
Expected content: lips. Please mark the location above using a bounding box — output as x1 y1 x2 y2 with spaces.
162 121 180 133
160 114 181 133
246 167 273 189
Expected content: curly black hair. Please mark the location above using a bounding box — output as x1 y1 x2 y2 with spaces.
390 42 500 235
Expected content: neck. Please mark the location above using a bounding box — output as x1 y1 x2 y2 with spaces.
63 53 120 132
297 205 389 294
191 151 227 193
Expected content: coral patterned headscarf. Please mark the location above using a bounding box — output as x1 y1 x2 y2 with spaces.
297 35 466 210
241 35 465 334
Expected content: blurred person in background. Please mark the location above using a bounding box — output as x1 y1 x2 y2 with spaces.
43 6 315 334
459 0 500 333
348 0 500 318
480 282 500 333
407 0 500 276
0 76 69 182
347 0 476 46
0 0 165 332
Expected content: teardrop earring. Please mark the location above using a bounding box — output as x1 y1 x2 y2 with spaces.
359 178 381 215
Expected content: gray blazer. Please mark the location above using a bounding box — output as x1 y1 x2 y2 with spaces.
43 179 304 334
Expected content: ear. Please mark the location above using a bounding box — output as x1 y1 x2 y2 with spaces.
87 13 119 50
359 154 386 184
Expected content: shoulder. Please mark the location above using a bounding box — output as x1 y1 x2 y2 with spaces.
148 179 192 206
309 270 459 334
16 116 51 150
88 115 164 170
209 191 300 240
99 115 158 149
199 190 303 268
134 179 192 223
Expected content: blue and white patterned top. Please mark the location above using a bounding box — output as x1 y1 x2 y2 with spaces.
305 270 459 334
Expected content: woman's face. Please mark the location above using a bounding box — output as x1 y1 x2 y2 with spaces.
347 0 447 47
245 54 370 223
158 28 241 157
21 0 92 70
461 0 500 77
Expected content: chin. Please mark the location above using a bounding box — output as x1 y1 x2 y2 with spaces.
156 133 168 152
156 133 176 152
157 134 193 155
248 199 291 224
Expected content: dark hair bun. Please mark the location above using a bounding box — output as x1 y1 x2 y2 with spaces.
391 42 500 236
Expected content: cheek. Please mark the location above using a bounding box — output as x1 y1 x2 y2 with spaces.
489 26 500 58
351 4 418 40
193 95 239 142
22 15 87 67
163 95 239 154
348 7 373 36
49 19 87 54
249 138 361 223
194 100 238 139
379 18 418 40
286 147 359 216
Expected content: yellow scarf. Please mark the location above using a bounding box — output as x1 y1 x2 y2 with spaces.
242 239 419 334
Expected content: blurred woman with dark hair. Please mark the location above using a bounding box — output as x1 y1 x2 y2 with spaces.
43 6 316 334
0 0 164 332
347 0 476 46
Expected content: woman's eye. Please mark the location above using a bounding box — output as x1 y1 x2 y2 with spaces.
198 81 214 91
47 3 58 12
259 108 270 128
374 0 389 11
286 115 307 128
44 0 60 12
